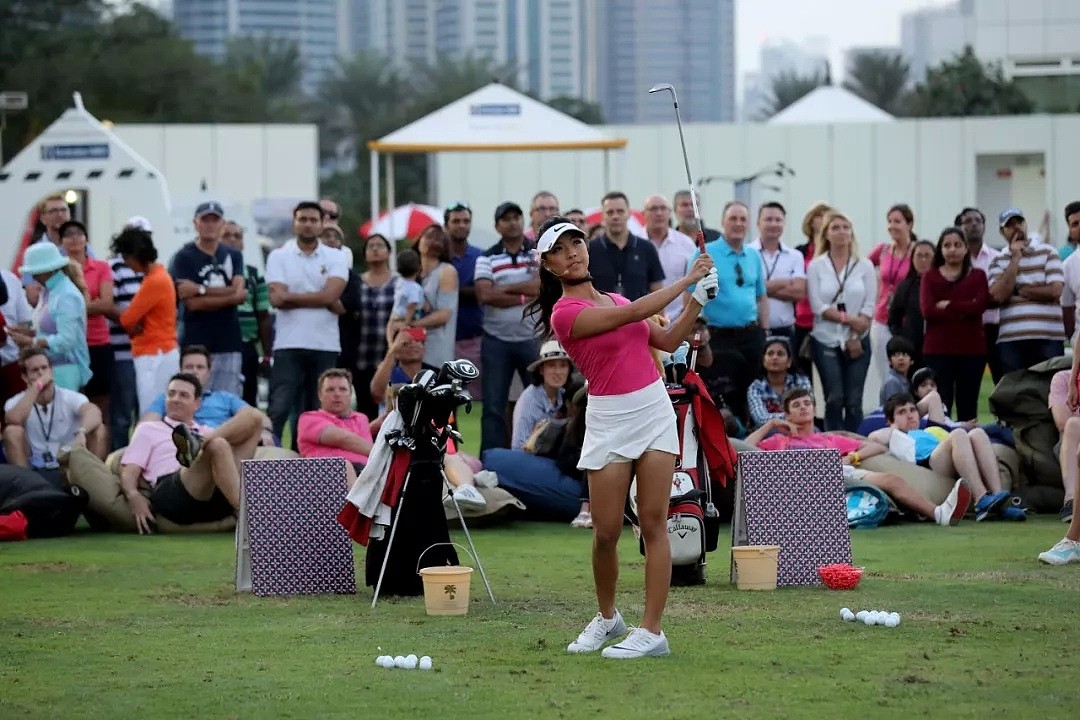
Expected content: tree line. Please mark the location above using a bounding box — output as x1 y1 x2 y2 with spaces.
764 46 1035 119
0 1 604 240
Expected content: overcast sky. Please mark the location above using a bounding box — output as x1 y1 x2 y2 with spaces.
737 0 955 78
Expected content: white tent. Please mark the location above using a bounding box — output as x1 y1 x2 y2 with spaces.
367 82 627 222
0 93 174 271
767 86 895 125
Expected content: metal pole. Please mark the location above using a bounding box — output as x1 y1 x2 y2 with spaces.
442 471 496 604
370 468 411 609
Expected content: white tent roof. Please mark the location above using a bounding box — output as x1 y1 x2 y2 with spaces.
767 86 894 125
369 82 626 153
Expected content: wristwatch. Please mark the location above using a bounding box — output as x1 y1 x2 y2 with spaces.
198 285 207 296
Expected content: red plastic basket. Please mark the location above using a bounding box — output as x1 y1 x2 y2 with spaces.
818 563 863 590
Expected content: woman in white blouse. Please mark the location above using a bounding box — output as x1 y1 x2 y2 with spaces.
806 210 878 431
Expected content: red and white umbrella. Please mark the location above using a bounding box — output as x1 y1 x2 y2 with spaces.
359 203 442 240
582 207 648 237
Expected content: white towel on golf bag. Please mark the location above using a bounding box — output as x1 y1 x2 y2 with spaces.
342 410 404 541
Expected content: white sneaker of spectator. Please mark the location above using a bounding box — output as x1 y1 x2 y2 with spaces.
444 483 487 510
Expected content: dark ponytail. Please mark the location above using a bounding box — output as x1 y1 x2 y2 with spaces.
525 216 574 339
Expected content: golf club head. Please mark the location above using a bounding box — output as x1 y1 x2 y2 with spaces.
648 82 675 96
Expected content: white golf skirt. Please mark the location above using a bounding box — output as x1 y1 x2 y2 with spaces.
578 378 679 471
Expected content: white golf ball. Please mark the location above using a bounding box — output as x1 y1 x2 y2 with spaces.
891 613 901 626
863 614 876 626
394 655 406 668
840 610 855 622
855 610 868 621
404 656 417 669
840 607 852 616
406 654 418 665
419 656 433 670
884 617 899 628
378 656 394 668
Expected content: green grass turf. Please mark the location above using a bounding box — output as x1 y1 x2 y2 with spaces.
2 519 1077 719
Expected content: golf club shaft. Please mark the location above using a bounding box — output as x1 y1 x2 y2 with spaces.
662 87 715 299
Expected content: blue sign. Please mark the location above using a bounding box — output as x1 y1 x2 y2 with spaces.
40 143 110 161
469 103 521 117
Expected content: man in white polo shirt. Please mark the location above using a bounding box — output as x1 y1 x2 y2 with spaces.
642 193 696 322
264 201 349 439
750 202 805 341
3 348 107 486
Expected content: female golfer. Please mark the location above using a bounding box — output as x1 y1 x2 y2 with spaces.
528 217 717 659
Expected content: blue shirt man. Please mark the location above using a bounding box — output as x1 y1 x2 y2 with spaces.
689 238 766 328
144 389 247 428
685 201 769 425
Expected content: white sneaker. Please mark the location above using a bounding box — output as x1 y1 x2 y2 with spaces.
1038 538 1080 565
567 610 627 654
473 470 499 488
601 627 670 659
933 479 971 526
448 484 487 510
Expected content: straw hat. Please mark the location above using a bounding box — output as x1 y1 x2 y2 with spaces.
19 242 70 276
527 340 571 372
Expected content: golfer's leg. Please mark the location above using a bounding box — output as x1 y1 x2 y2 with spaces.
2 425 31 467
633 450 676 634
967 428 1004 493
1063 418 1080 503
587 462 634 619
864 471 936 519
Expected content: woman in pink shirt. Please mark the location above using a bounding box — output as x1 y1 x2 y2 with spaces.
528 217 716 660
60 221 114 416
867 204 916 386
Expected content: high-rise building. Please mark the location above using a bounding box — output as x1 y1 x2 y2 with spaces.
358 0 583 99
901 0 1080 111
585 0 735 124
173 0 350 86
740 38 829 121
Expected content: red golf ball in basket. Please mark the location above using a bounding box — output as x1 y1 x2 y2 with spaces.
818 563 863 590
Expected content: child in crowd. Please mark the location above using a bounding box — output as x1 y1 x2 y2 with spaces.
910 367 977 429
868 393 1020 521
879 336 915 406
388 249 426 330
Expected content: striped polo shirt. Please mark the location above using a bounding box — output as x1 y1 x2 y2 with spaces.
108 254 144 362
474 239 539 343
987 245 1065 343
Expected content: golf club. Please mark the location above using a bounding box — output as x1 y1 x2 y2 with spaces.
648 82 715 299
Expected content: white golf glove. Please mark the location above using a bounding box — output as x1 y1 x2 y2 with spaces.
692 268 719 306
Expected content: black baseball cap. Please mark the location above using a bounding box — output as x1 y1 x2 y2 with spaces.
494 201 523 221
194 200 225 219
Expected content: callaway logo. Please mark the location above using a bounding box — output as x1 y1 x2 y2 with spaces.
669 522 698 538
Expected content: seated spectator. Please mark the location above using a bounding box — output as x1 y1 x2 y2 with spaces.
484 382 588 525
909 367 975 428
879 336 915 406
297 369 373 475
370 326 436 410
511 340 572 451
868 393 1017 521
140 345 274 445
119 372 262 533
746 336 811 429
744 387 969 526
1049 368 1078 524
3 348 107 484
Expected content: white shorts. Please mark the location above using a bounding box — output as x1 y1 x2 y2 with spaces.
134 348 180 414
578 379 679 471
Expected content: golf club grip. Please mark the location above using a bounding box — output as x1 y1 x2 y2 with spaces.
696 229 716 300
